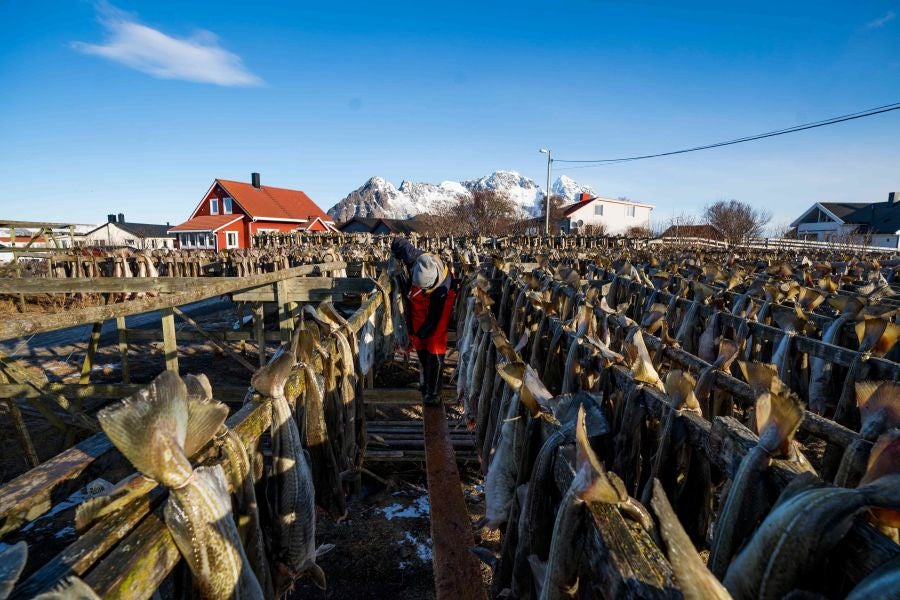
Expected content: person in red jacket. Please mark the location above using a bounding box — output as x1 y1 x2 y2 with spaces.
391 236 457 405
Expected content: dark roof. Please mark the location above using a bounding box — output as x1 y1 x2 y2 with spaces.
844 202 900 234
338 215 441 234
819 202 873 220
115 222 174 238
87 221 174 238
337 217 381 232
659 224 723 240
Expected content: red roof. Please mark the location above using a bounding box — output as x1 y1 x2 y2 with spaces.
215 179 330 222
168 214 242 232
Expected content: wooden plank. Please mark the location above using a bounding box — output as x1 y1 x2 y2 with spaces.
0 261 347 341
123 329 282 342
232 276 375 302
554 450 678 599
363 388 455 404
172 306 255 373
115 317 130 384
83 512 180 600
0 433 114 536
159 307 178 373
423 403 488 600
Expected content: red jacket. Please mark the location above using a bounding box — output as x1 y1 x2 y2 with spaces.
408 280 457 354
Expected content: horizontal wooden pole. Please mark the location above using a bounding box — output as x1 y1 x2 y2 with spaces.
0 261 346 341
232 276 374 302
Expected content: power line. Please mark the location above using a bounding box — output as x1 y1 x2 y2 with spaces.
553 101 900 168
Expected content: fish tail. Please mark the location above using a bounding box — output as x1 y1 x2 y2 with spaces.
573 404 622 503
756 388 805 456
97 371 191 486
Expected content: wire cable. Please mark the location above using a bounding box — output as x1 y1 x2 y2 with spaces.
553 101 900 168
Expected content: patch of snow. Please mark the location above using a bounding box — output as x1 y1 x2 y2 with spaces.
380 494 430 520
403 531 434 562
55 526 76 539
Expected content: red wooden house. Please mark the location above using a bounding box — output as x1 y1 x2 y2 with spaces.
168 173 337 250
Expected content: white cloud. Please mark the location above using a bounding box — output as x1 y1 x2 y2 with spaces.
72 3 263 87
866 10 896 29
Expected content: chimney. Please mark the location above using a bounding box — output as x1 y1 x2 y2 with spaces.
251 172 261 189
890 192 899 206
118 213 125 223
107 214 116 223
580 192 592 202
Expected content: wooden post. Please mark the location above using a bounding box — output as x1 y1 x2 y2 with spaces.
116 317 130 384
252 302 266 367
79 322 104 384
276 279 293 347
160 307 179 373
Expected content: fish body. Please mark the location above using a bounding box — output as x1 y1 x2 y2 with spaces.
846 555 900 600
271 389 323 590
484 392 523 527
807 313 847 412
98 372 263 599
724 474 900 600
709 383 807 578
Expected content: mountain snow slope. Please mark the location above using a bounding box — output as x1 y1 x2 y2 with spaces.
328 171 592 222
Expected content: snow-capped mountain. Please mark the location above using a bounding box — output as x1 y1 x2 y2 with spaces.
552 175 595 202
327 171 591 222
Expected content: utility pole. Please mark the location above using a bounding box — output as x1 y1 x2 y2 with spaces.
539 148 552 235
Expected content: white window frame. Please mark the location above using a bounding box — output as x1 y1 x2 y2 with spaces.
210 198 219 215
226 231 238 248
626 205 636 217
594 204 603 216
223 197 233 215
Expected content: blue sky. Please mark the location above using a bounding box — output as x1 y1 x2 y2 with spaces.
1 1 898 228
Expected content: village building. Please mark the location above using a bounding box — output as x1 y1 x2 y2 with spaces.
168 173 337 250
525 193 654 235
81 214 175 249
790 192 900 249
337 215 437 235
658 223 724 241
563 193 654 234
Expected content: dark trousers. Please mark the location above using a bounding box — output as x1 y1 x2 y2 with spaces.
417 349 444 404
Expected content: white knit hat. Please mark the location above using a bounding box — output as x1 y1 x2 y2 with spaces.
412 254 442 290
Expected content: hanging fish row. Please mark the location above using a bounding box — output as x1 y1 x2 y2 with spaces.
0 292 390 599
454 255 899 600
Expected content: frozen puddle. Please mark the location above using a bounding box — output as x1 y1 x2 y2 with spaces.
380 494 430 520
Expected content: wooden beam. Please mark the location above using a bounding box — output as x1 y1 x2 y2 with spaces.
159 307 178 373
0 383 249 402
172 306 255 373
0 261 347 341
232 276 375 302
252 302 265 367
3 397 40 468
115 317 130 384
276 278 292 346
78 322 103 384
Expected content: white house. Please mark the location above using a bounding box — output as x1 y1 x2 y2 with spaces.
790 192 900 249
82 214 175 249
562 193 654 235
